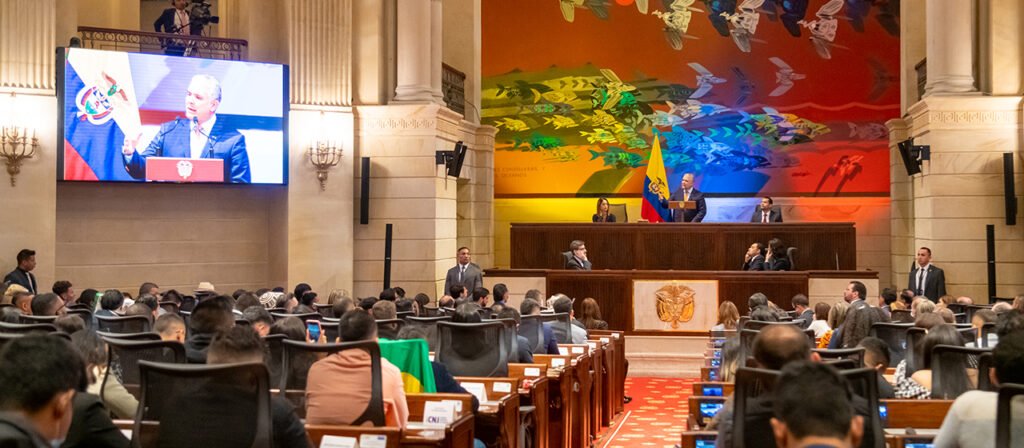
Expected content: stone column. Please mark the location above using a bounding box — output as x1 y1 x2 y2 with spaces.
430 0 444 103
286 0 356 295
0 0 57 286
925 0 977 95
393 0 434 102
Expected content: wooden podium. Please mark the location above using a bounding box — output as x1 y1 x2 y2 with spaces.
668 201 697 210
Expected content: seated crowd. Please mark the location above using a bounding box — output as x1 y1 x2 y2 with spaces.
701 283 1024 448
0 277 620 447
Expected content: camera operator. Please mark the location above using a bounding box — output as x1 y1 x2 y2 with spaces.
154 0 196 56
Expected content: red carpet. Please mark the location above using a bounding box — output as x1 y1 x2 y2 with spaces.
599 377 698 448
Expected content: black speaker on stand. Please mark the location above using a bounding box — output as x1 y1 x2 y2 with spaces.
987 224 996 303
360 157 370 225
383 223 393 290
1004 152 1018 226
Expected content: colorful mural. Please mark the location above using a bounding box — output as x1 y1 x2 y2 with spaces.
483 0 900 197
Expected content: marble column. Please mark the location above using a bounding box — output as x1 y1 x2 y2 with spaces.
430 0 444 103
393 0 434 102
925 0 977 95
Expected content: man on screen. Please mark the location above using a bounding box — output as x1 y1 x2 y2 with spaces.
122 74 251 183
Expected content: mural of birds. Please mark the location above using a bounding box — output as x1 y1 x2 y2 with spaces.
768 57 806 96
653 0 704 50
799 0 844 59
688 62 727 98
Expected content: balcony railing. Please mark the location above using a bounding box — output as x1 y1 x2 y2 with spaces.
77 27 248 60
442 63 466 117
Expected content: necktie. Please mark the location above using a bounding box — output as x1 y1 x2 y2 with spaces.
684 189 690 202
459 265 465 282
762 212 768 223
917 269 924 295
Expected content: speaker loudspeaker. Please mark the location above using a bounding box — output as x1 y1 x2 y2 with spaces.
360 157 370 225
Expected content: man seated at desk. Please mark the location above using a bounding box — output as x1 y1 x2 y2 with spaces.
565 240 592 271
750 196 783 223
659 173 707 222
742 242 766 271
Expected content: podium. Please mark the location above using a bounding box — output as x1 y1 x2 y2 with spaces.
145 157 224 183
668 200 697 210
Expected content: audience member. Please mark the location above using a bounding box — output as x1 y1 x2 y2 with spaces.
448 284 467 301
578 298 609 330
520 298 559 354
438 295 455 309
358 296 378 311
75 288 98 309
742 242 765 271
718 337 741 383
396 326 480 414
912 297 935 318
936 307 956 324
235 292 260 314
764 238 791 271
70 330 138 420
857 336 895 398
412 293 430 315
496 307 534 363
551 295 587 343
185 296 234 363
748 292 769 312
955 296 973 305
992 301 1013 314
332 296 355 318
995 309 1024 338
878 287 897 316
138 282 160 299
293 283 312 302
970 309 998 347
492 284 509 306
844 281 869 311
306 309 409 427
394 298 414 314
818 301 849 348
52 281 75 304
96 290 125 317
30 293 65 317
125 302 156 324
379 288 397 302
524 289 544 306
258 291 282 310
240 306 272 337
12 290 34 315
933 329 1024 447
154 314 186 343
712 301 740 331
0 307 21 323
770 362 864 448
3 249 38 294
54 315 86 334
750 307 778 323
914 312 945 331
471 287 490 307
294 291 318 314
372 300 400 340
1 283 26 305
807 303 832 339
792 294 812 329
1012 294 1024 312
565 240 592 270
894 324 974 399
326 289 350 305
0 335 84 445
276 293 299 313
840 306 889 349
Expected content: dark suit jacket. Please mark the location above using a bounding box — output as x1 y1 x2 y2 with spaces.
661 188 707 222
797 309 814 329
124 117 251 183
541 323 559 355
154 8 201 35
749 207 783 223
565 256 592 271
62 393 129 448
3 268 36 294
0 412 48 448
908 264 947 302
443 263 483 295
765 257 791 271
742 254 765 271
592 213 616 223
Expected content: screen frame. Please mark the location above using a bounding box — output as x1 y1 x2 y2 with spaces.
55 47 291 186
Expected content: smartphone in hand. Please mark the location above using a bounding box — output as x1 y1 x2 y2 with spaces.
306 320 322 343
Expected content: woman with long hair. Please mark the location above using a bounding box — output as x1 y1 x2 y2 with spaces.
764 238 791 271
711 301 739 331
817 301 849 348
70 330 139 419
806 302 832 338
578 298 609 330
895 324 976 399
592 197 616 223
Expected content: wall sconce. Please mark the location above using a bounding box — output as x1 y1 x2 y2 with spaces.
308 141 342 191
1 125 37 187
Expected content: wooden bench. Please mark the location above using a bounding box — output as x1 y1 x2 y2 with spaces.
509 363 551 448
686 396 727 430
700 366 720 382
454 376 520 448
680 430 718 448
558 344 595 448
881 399 953 429
589 330 626 415
305 425 402 448
534 353 578 448
405 393 476 448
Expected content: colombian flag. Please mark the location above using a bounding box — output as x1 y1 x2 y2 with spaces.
379 338 437 393
641 131 672 222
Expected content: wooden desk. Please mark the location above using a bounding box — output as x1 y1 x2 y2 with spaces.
881 399 953 429
305 425 402 448
510 222 857 271
535 354 577 448
455 377 520 448
405 393 476 448
509 363 551 448
691 382 734 397
485 269 877 334
589 330 627 414
680 430 718 448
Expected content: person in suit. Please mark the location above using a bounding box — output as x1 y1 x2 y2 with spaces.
742 242 765 271
764 238 791 271
153 0 197 56
443 247 483 295
4 249 37 294
660 172 707 222
565 240 592 271
792 294 814 329
593 197 616 222
749 196 783 223
122 74 251 183
908 247 946 302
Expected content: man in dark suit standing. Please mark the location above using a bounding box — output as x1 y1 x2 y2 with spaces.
122 74 251 183
443 247 483 295
565 240 592 270
661 172 707 222
4 249 37 294
749 196 783 223
908 247 946 302
154 0 197 56
741 243 765 271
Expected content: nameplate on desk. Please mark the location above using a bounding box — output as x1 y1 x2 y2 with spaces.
600 337 610 344
359 434 388 448
587 341 597 350
572 346 585 354
423 400 457 425
461 382 488 403
524 367 541 377
551 358 566 368
612 333 621 339
319 436 356 448
558 347 569 355
493 382 513 393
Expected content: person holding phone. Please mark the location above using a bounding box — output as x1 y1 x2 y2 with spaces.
305 320 325 343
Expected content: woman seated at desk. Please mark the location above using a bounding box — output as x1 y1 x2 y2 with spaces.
765 238 791 271
593 197 616 223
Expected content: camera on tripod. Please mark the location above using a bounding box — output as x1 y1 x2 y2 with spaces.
189 1 220 33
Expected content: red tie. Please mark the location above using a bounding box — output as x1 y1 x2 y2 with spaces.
762 212 768 223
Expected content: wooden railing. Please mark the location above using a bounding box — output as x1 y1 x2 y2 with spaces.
442 63 466 116
77 26 247 60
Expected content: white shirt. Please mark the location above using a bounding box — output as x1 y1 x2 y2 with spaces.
915 263 931 293
190 115 216 159
933 390 1024 448
174 9 190 35
761 211 770 223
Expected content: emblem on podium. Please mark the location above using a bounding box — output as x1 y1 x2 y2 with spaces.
176 160 194 180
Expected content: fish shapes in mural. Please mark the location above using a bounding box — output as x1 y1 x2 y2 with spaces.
721 0 765 53
731 67 756 106
582 109 621 128
688 63 727 98
543 115 581 129
768 57 806 97
799 0 844 59
666 99 730 121
558 0 612 23
580 128 619 144
495 117 531 132
847 122 887 140
512 133 565 151
589 147 646 169
653 0 704 50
